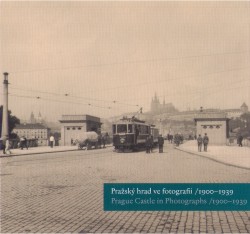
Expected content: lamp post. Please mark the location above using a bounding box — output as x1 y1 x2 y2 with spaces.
1 72 9 138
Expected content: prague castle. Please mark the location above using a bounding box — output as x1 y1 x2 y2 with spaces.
150 93 177 114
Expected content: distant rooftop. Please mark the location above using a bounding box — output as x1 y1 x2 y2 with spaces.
194 112 229 120
59 115 101 123
15 123 48 129
224 108 241 112
241 102 248 107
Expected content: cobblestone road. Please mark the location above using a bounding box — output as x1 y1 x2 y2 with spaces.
1 144 249 233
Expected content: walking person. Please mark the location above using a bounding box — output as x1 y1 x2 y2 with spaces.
102 134 107 148
197 134 203 152
203 133 209 152
1 135 7 154
145 136 151 154
98 134 102 149
237 134 243 147
174 133 180 147
49 135 55 148
20 136 28 150
158 134 164 153
5 137 11 155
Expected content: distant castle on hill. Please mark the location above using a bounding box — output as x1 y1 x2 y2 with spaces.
29 111 44 124
150 93 248 120
150 93 178 114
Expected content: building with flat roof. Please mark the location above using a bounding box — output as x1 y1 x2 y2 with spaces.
59 115 102 146
13 123 50 146
194 112 230 145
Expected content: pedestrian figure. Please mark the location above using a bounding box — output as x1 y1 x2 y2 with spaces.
203 133 209 152
174 133 180 147
145 136 151 154
158 134 164 153
49 135 55 148
97 134 102 149
237 134 243 147
197 134 203 152
20 136 28 150
102 133 107 148
71 138 74 145
5 137 11 155
167 134 170 143
1 136 7 154
170 134 173 143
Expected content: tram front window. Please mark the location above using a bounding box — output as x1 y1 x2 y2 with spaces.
128 124 133 133
117 124 127 133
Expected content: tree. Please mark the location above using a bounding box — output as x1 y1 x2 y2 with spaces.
0 106 20 138
229 113 250 137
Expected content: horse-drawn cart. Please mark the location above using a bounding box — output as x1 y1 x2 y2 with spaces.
74 131 100 150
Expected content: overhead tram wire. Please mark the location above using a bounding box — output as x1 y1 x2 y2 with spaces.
8 50 250 74
0 67 250 103
7 93 113 110
98 65 250 94
2 65 249 104
5 85 141 108
2 58 249 109
7 83 250 110
121 76 250 103
7 93 142 111
185 84 250 108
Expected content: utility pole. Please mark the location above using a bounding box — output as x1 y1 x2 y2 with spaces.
1 72 9 138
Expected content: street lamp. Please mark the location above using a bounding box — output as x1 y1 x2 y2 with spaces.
3 72 8 83
1 72 9 138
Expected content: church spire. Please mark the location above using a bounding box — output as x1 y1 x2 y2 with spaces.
30 112 35 124
37 111 43 123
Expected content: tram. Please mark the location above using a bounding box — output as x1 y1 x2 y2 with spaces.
112 117 159 152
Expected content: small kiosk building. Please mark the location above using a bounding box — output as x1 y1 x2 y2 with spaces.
59 115 102 146
194 112 229 145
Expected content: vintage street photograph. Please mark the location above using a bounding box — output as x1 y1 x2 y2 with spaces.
0 1 250 233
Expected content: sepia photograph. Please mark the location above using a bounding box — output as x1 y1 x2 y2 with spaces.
0 1 250 233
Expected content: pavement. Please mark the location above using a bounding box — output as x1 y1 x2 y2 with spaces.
1 141 250 170
0 144 113 157
0 145 78 157
176 140 250 170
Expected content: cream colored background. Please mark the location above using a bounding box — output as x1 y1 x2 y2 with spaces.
0 1 249 121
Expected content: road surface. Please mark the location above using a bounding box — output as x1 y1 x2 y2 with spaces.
1 144 249 233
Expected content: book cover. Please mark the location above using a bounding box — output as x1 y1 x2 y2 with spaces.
0 1 249 233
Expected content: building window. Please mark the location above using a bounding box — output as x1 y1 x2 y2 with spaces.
72 127 76 130
203 126 207 129
67 127 70 130
78 127 81 130
216 125 220 129
209 126 213 129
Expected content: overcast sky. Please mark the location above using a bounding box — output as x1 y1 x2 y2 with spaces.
0 1 249 122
